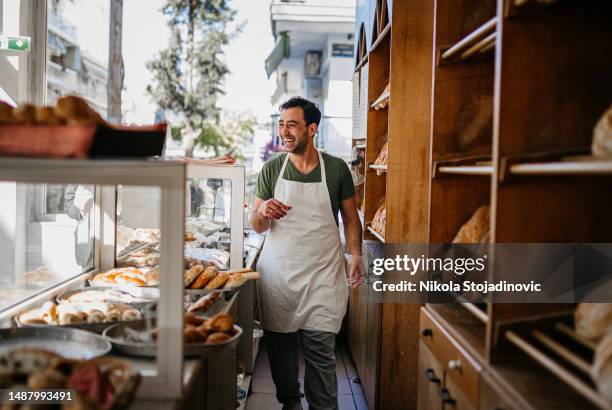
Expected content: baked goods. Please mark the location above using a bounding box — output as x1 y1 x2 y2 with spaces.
225 271 261 290
190 266 218 289
17 301 140 326
187 292 221 314
0 348 61 376
184 264 205 287
575 303 612 343
206 332 232 344
592 105 612 158
28 368 66 389
452 206 490 243
373 140 388 175
371 201 386 238
592 331 612 404
205 272 229 289
115 270 147 287
372 84 390 110
207 313 234 333
91 267 149 287
35 106 62 125
12 103 37 124
54 96 105 126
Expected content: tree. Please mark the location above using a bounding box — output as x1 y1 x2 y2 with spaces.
146 0 238 157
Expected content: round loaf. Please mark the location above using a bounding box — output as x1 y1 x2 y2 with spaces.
575 303 612 343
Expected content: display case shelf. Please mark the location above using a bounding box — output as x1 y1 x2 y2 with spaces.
437 164 494 176
440 17 497 62
510 158 612 176
370 23 391 54
368 164 388 172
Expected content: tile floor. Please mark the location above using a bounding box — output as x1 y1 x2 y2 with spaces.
246 339 369 410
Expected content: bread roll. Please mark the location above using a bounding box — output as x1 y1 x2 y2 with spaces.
190 266 218 289
453 206 490 243
208 313 234 333
184 312 205 326
121 308 141 322
105 308 122 322
575 303 612 343
592 105 612 158
145 268 159 286
57 303 83 325
86 310 105 324
12 103 36 124
35 106 62 125
205 272 229 290
53 95 105 125
19 308 47 325
184 264 205 287
205 332 231 344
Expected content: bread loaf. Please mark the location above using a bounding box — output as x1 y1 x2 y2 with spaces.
54 95 105 125
190 266 218 289
592 105 612 158
452 206 490 243
13 103 37 124
0 101 16 124
371 201 386 238
575 303 612 343
184 264 204 288
205 272 229 289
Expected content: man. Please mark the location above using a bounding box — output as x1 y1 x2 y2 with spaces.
252 97 365 410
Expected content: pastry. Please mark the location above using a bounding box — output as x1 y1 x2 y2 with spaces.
121 308 141 322
592 105 612 158
190 266 218 289
35 106 62 125
205 272 229 290
184 313 205 327
27 368 66 389
57 303 83 325
371 201 386 237
0 348 61 375
187 292 221 313
53 95 105 125
18 309 47 325
105 308 122 322
208 313 234 333
205 332 231 344
115 271 146 287
184 264 205 288
452 206 490 243
145 268 160 286
575 303 612 343
12 103 37 124
224 271 260 289
86 310 105 324
185 328 207 343
40 301 58 325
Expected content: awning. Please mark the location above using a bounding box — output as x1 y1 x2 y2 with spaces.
47 32 66 56
265 32 290 78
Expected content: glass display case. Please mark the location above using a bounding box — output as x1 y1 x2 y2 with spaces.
0 157 186 399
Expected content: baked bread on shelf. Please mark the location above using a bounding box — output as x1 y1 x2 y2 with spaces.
592 105 612 158
452 206 490 243
575 303 612 343
371 201 387 238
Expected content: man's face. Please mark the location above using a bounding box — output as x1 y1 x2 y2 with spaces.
278 107 316 154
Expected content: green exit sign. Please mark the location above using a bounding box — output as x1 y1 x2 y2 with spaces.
0 36 31 52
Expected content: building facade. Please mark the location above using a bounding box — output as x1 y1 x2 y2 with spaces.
266 0 356 161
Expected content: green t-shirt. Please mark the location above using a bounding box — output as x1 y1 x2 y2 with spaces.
255 152 355 225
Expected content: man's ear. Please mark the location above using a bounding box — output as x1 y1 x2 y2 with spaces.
309 123 318 138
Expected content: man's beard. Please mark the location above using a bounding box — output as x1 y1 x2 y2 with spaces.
284 133 309 155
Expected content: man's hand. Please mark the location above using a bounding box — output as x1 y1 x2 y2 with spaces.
346 254 365 288
258 199 292 220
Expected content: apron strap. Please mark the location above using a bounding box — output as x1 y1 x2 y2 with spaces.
317 149 327 185
274 153 292 194
275 149 326 192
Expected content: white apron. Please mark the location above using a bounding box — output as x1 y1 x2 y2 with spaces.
257 150 348 334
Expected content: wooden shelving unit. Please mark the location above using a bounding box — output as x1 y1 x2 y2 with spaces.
348 0 435 409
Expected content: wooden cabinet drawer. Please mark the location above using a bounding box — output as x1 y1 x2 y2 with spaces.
418 340 444 410
419 307 481 407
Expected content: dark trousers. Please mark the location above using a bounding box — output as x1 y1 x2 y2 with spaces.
264 329 339 410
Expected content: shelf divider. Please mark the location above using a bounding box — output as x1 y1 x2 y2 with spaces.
441 17 497 60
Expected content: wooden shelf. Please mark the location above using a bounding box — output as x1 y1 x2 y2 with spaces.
437 165 493 176
506 330 609 410
370 88 390 110
510 158 612 176
367 226 385 242
370 22 391 54
369 164 387 172
441 17 497 61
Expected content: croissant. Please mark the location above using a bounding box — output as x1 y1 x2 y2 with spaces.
208 313 234 333
204 272 229 290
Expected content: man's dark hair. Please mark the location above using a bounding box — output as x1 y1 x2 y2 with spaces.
279 96 321 127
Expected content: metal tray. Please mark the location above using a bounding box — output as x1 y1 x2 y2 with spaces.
0 327 111 360
57 286 158 309
103 320 242 358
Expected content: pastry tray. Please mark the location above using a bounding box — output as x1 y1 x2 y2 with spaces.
0 327 111 359
102 320 243 358
57 286 158 310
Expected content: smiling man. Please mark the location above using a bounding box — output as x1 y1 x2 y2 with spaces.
251 96 365 410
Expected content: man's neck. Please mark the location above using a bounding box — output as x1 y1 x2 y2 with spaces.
289 145 319 174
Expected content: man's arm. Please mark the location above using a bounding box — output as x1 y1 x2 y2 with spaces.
250 196 292 234
340 195 364 287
